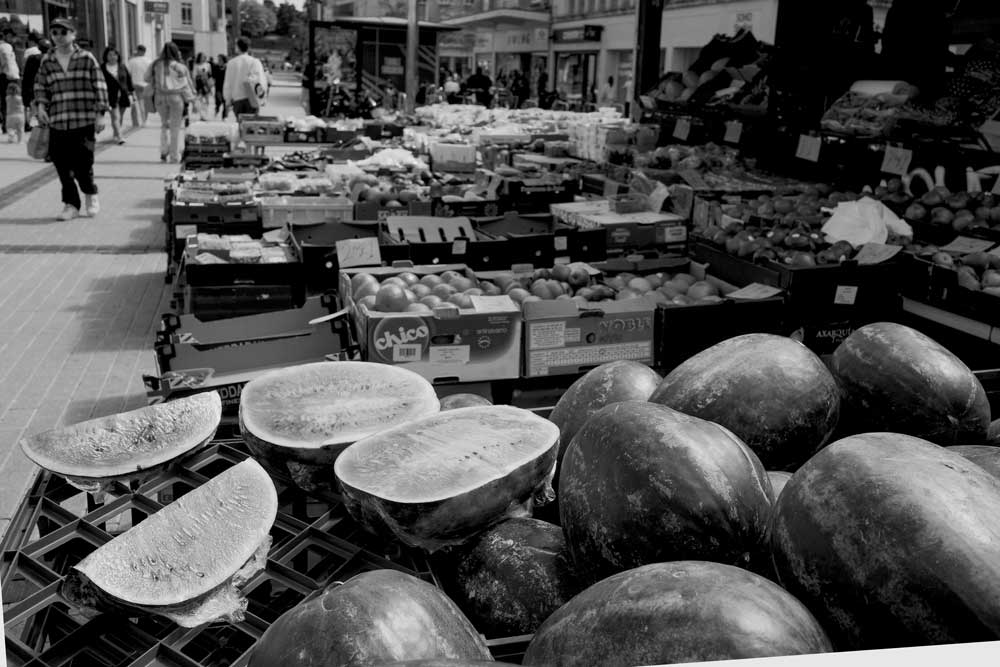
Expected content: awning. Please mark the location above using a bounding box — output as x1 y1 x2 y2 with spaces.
321 17 461 32
443 9 550 28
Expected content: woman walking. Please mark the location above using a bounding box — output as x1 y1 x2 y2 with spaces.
146 42 194 162
212 54 228 119
101 46 133 144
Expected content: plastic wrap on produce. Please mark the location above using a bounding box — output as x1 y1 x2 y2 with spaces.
821 197 913 247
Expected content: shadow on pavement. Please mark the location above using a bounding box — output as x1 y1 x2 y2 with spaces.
63 270 169 354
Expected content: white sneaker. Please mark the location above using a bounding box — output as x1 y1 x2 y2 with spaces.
85 195 100 217
57 205 79 221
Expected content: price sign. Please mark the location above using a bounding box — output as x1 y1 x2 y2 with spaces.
796 134 822 162
724 120 743 144
451 239 467 255
673 118 691 141
855 243 902 265
940 236 997 254
336 237 381 268
728 283 783 300
880 146 913 176
834 285 859 305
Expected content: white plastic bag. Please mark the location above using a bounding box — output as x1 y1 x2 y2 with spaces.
821 197 913 247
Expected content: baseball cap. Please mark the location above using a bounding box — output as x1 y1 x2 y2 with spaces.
50 18 76 32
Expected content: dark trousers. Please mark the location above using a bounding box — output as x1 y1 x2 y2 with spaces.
50 125 97 210
0 74 7 131
232 98 256 117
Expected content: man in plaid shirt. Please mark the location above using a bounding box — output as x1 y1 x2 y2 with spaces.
33 18 108 221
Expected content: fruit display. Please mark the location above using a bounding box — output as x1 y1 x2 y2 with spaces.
649 334 841 471
522 562 831 667
19 392 222 494
897 184 1000 237
61 458 277 628
248 570 493 667
771 433 1000 649
558 400 773 586
443 517 582 637
919 248 1000 298
334 405 560 552
829 322 991 445
239 361 440 491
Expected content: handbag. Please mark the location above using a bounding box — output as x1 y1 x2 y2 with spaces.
159 62 196 103
27 124 49 160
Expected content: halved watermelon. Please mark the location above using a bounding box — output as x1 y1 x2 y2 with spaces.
240 361 440 491
20 392 222 493
439 393 493 411
61 457 277 628
248 569 493 667
522 561 832 666
335 405 559 552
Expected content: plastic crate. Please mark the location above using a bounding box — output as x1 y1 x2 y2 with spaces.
259 196 354 229
2 437 440 667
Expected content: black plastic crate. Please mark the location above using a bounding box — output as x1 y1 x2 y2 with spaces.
2 438 440 667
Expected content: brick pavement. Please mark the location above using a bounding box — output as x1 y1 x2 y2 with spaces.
0 75 307 542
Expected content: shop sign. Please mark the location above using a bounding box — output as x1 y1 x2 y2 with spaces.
381 57 404 76
498 28 549 52
144 1 169 13
732 11 755 32
474 32 494 52
552 25 603 43
439 31 476 52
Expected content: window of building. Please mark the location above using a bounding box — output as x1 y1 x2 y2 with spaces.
181 2 193 25
126 1 137 54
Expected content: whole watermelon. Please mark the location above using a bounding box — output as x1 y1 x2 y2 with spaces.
547 360 662 465
771 432 1000 650
649 334 840 471
947 445 1000 479
559 401 772 585
522 561 832 667
446 518 581 637
248 570 492 667
829 322 991 446
767 471 793 502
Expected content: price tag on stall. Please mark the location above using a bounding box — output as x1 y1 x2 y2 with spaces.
940 236 997 254
336 237 382 268
727 283 784 300
673 118 692 141
855 243 902 265
796 134 822 162
880 146 913 176
723 120 743 144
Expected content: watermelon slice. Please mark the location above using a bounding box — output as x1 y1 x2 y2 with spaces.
239 361 440 491
20 392 222 493
334 405 559 552
61 458 278 628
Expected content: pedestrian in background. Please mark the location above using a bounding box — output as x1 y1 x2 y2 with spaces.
146 41 194 163
33 18 109 221
127 45 151 126
191 52 212 120
101 45 133 145
5 81 24 142
0 27 19 134
212 54 228 119
22 32 40 60
223 37 267 117
21 37 49 132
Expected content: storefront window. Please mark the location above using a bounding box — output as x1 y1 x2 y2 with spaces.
557 51 597 102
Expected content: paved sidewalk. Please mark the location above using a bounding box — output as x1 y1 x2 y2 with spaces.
0 76 307 541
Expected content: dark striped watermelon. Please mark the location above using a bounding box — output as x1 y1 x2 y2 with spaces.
829 323 991 446
649 334 840 471
522 561 832 667
248 570 492 667
770 432 1000 650
558 400 772 585
445 518 581 637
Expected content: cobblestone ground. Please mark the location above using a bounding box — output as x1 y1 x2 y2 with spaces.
0 74 306 540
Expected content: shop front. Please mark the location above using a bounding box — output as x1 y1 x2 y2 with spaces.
552 24 603 106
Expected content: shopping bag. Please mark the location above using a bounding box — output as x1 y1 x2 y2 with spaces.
130 103 140 127
26 125 49 160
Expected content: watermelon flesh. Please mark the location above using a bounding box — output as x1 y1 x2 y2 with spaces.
522 561 832 666
829 322 991 446
62 458 277 627
335 406 559 552
771 432 1000 649
248 569 493 667
20 392 222 493
559 400 773 585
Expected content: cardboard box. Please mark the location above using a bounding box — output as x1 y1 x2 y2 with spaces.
430 142 478 173
339 263 522 384
553 200 688 251
159 295 331 345
522 298 656 378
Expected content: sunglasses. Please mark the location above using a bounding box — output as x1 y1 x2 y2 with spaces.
50 28 69 36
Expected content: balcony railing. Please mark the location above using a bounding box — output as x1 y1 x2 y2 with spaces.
481 0 552 11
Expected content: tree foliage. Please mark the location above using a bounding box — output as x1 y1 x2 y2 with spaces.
239 0 278 37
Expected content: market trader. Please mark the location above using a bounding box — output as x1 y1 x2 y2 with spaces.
33 18 109 221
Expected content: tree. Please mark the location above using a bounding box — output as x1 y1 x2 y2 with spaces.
239 0 278 37
275 2 305 36
379 0 408 19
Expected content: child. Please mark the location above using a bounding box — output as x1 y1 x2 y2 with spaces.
5 81 24 143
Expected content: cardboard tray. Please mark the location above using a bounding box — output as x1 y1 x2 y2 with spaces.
903 255 1000 328
288 221 410 291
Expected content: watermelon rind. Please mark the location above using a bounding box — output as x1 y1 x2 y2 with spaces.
63 458 277 621
20 392 222 484
335 405 559 552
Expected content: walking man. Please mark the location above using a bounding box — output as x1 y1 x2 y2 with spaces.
33 18 108 221
0 28 19 133
222 37 266 117
127 44 151 125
